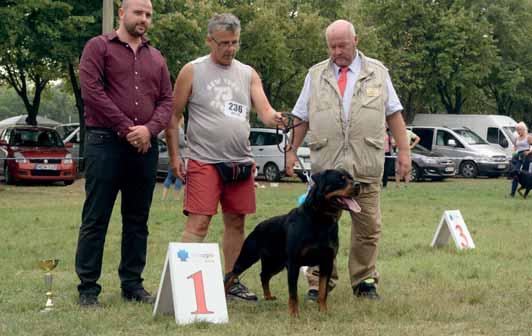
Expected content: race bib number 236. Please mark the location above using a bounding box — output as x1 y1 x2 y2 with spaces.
224 101 248 121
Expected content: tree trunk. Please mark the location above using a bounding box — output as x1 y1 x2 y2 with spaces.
68 62 85 172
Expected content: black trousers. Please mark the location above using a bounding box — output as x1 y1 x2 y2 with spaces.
75 129 158 296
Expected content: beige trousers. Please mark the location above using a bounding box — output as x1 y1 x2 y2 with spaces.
305 183 381 290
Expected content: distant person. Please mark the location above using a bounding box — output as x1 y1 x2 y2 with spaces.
382 126 394 188
161 125 186 201
407 129 420 149
394 129 419 185
165 13 284 301
509 121 532 197
75 0 172 307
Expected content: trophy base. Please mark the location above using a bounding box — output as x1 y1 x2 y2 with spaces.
40 298 55 313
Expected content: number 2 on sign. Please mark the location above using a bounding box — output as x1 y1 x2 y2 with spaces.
455 224 469 248
187 271 214 315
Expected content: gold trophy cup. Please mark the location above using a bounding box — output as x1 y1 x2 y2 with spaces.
38 259 59 312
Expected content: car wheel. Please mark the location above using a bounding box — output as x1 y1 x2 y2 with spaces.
4 165 15 185
410 163 421 182
264 163 281 182
460 161 478 178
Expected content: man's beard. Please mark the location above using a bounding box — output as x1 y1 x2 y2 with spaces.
125 21 147 37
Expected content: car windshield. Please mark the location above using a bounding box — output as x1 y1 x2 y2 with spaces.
10 129 64 147
452 129 487 145
502 126 516 143
55 124 79 140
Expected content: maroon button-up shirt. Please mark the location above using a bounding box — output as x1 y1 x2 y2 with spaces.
79 32 173 138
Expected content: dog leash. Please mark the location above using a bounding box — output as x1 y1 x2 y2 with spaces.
276 113 313 185
275 113 313 205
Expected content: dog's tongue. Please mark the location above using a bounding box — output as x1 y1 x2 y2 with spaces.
339 197 361 213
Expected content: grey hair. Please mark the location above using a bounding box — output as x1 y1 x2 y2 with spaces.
325 20 356 43
208 13 241 36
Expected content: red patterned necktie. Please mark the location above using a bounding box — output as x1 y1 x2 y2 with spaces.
338 67 348 97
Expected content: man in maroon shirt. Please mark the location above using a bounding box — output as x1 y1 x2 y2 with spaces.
75 0 172 307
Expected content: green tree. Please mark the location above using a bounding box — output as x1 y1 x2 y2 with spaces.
359 0 439 122
237 1 327 110
0 0 82 125
475 0 532 118
150 0 215 82
426 2 498 114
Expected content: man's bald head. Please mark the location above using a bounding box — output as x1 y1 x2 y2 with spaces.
121 0 151 10
325 20 358 67
325 20 356 43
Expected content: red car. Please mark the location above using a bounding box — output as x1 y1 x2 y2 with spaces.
0 126 77 185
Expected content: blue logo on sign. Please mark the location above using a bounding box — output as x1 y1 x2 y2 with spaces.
177 249 189 261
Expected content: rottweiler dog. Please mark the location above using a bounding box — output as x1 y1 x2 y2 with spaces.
224 169 361 317
510 169 532 198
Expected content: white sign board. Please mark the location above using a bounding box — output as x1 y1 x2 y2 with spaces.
153 243 228 324
431 210 475 250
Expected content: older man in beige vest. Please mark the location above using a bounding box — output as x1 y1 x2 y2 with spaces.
286 20 411 300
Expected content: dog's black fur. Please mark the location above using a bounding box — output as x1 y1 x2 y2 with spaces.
224 169 361 316
510 169 532 198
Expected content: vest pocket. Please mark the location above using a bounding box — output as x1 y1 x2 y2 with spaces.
353 137 385 179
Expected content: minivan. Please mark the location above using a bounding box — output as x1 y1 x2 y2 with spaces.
408 126 509 178
250 128 310 182
412 114 517 156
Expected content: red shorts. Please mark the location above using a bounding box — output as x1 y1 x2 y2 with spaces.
183 159 256 216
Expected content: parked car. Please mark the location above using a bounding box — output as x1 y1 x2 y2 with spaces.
250 127 310 182
409 126 509 178
54 123 81 159
387 144 455 181
157 138 169 178
0 126 77 185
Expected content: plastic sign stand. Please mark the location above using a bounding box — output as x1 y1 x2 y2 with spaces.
431 210 475 250
153 243 228 324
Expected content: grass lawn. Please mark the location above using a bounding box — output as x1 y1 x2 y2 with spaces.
0 177 531 335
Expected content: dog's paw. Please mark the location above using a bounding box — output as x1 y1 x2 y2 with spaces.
264 295 277 301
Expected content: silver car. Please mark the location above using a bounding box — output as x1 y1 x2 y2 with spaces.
250 128 310 182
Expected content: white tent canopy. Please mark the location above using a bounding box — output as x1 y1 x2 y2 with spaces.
0 115 61 128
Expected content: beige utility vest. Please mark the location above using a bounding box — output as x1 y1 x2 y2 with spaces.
307 53 388 184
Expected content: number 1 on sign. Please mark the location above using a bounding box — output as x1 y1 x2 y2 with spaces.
187 271 214 315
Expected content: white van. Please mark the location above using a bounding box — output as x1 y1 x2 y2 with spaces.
409 126 509 178
412 114 517 156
